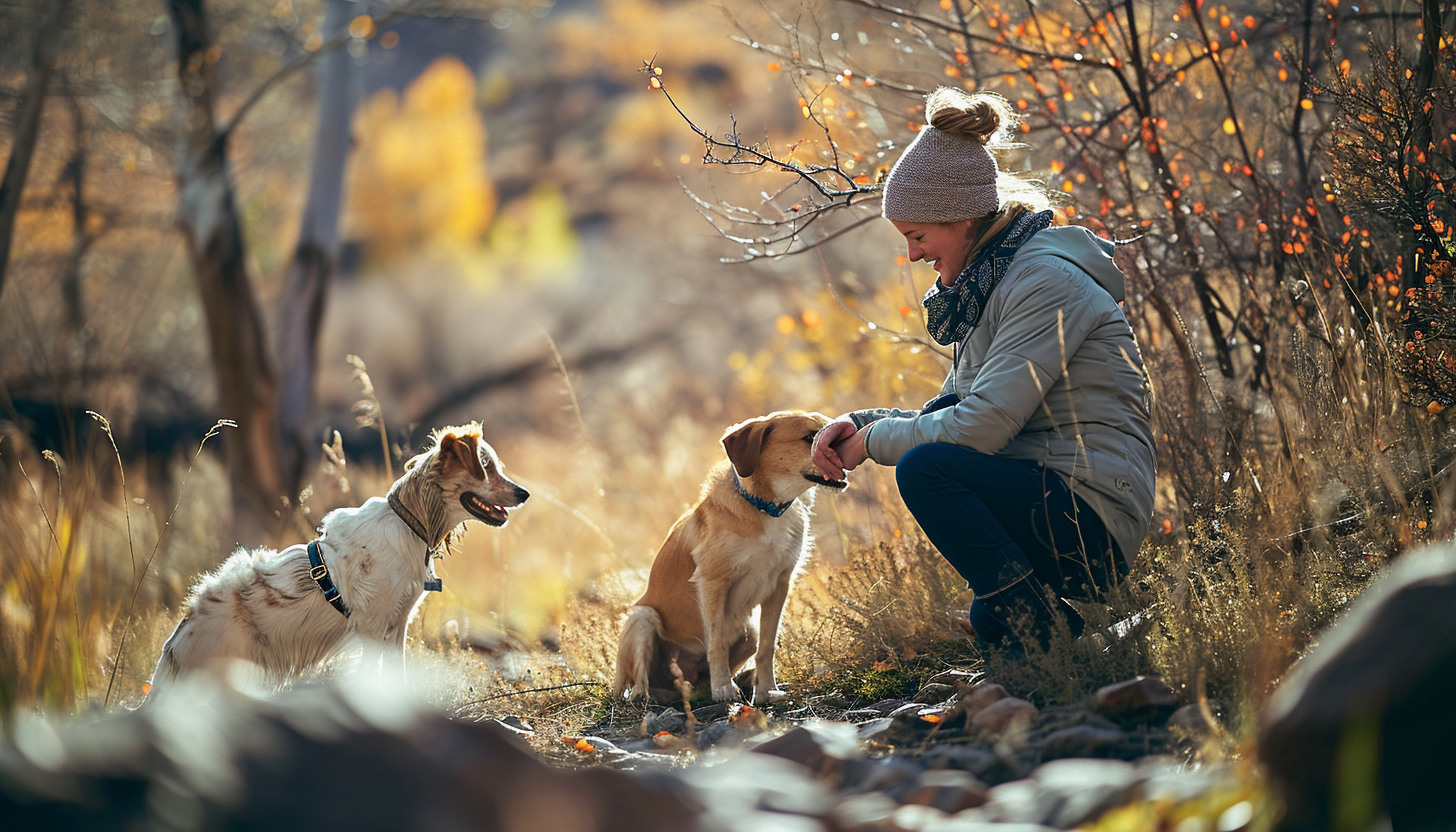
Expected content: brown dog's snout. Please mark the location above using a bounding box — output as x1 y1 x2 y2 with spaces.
513 484 530 505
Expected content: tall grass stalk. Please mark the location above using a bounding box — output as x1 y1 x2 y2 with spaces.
102 418 234 708
11 449 87 712
348 354 392 482
542 327 611 558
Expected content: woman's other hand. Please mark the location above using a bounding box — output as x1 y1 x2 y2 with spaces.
814 419 869 480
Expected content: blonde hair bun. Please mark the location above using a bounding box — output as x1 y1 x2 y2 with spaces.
925 88 1016 146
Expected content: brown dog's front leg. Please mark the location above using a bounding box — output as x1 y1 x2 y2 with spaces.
753 575 792 705
695 579 741 702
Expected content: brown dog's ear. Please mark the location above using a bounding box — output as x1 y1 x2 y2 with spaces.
439 430 486 479
722 417 771 478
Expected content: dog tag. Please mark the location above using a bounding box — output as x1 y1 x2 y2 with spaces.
424 558 443 592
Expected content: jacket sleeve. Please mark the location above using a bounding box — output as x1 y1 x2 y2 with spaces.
863 260 1106 465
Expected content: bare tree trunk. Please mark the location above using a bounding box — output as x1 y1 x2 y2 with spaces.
276 0 358 497
166 0 284 536
1401 0 1450 319
0 0 71 301
62 93 93 339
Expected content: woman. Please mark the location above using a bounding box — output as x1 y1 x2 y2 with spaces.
813 87 1156 650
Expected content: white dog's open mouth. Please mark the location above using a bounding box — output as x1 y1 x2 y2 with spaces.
804 472 848 490
461 493 512 526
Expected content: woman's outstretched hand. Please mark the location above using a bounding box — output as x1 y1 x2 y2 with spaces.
814 419 870 481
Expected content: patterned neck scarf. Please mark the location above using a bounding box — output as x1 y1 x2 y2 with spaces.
921 209 1054 346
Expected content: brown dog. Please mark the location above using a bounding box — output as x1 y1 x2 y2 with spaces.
612 411 846 705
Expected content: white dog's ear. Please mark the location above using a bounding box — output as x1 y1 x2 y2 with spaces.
722 417 771 478
438 430 486 479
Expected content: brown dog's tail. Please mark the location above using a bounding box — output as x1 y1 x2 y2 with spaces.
612 606 661 700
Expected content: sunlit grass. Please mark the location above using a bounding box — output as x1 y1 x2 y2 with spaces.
0 306 1445 768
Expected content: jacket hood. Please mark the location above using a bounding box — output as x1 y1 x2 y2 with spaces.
1014 225 1125 302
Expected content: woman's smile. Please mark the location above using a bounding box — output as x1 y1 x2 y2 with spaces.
892 219 981 286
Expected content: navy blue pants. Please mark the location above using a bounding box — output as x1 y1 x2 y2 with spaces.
895 441 1127 648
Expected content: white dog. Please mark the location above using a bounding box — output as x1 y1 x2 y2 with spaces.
147 423 528 696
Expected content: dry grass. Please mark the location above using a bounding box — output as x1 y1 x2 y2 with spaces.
2 309 1451 761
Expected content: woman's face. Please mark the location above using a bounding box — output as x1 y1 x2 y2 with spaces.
891 219 980 286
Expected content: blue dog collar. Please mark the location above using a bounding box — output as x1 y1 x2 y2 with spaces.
733 470 795 517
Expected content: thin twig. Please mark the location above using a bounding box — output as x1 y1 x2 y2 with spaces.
643 58 878 203
220 9 406 140
449 681 604 715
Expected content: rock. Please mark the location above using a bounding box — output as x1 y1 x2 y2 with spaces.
0 677 700 832
678 751 836 830
1092 676 1179 724
1140 759 1237 804
1031 758 1140 828
694 720 735 749
921 745 1022 785
925 669 984 689
1259 542 1456 832
841 757 923 796
889 701 927 719
863 701 987 748
642 709 686 736
889 803 951 830
691 701 732 723
900 769 990 813
751 719 863 778
891 704 951 732
980 777 1059 825
944 818 1059 832
857 718 896 746
867 698 910 714
841 699 910 722
970 697 1038 739
1035 705 1123 735
1166 704 1216 737
832 792 902 831
958 681 1009 718
1036 725 1130 762
913 683 958 704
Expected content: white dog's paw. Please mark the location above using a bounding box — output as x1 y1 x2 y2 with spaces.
711 680 743 702
753 688 790 706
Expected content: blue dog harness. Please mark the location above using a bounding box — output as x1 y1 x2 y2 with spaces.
306 495 445 618
307 539 351 618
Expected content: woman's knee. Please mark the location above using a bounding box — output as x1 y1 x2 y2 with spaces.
896 444 991 517
896 443 994 490
895 443 951 504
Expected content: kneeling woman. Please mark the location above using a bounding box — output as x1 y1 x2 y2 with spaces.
812 87 1156 650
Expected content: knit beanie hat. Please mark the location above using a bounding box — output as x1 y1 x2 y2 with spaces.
881 88 1014 223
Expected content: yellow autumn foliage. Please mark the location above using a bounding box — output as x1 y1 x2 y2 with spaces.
481 183 580 282
346 56 496 264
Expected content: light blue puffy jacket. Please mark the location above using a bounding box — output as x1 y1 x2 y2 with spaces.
852 225 1156 566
